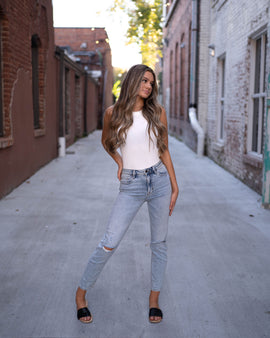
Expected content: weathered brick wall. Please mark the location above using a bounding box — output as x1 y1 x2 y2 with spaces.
0 0 58 198
86 78 99 134
207 0 270 193
54 51 99 149
198 0 210 133
54 28 113 129
162 0 196 151
0 1 100 198
54 27 109 55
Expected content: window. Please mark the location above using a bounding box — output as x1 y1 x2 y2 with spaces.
64 67 70 135
174 43 179 117
248 32 267 155
75 75 81 137
217 55 226 141
31 34 41 129
0 22 3 137
188 23 191 113
0 11 14 148
169 50 173 117
180 33 185 117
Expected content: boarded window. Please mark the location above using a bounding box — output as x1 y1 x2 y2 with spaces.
169 50 173 118
0 22 3 137
64 67 70 135
31 34 41 129
174 43 179 118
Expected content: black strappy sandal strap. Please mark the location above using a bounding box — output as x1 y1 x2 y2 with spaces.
77 307 91 320
149 307 163 319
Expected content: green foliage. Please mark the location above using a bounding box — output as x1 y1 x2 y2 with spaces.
112 67 127 101
112 80 121 100
111 0 163 69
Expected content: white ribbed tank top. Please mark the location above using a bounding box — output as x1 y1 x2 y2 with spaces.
120 110 160 170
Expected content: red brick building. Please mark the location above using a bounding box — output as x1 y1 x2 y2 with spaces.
162 0 197 151
0 0 99 198
54 28 114 128
0 0 58 198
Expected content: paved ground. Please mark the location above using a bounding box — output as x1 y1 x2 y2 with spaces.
1 130 270 338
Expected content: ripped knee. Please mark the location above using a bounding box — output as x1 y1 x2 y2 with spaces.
103 246 114 252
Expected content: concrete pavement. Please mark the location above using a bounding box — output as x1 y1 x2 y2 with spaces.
1 130 270 338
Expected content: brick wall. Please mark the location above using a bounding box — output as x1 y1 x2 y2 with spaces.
0 0 58 198
207 0 270 194
162 0 270 196
54 28 113 128
162 0 196 151
0 1 99 198
54 27 109 54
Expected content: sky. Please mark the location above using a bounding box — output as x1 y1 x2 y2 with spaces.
52 0 142 69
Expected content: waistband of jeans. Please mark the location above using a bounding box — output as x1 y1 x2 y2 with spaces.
122 160 164 176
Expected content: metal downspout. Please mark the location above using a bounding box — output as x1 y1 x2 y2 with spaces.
57 47 66 157
189 0 205 157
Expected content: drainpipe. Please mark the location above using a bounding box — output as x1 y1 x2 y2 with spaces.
189 0 205 157
57 47 66 157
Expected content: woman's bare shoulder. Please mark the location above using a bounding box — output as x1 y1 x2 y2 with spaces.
160 106 166 117
159 106 167 125
103 105 115 124
105 105 114 117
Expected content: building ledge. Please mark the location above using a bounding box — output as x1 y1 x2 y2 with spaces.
212 141 224 152
0 136 14 149
243 152 263 169
34 128 46 138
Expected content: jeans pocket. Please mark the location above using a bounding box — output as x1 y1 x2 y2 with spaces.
157 164 168 177
120 173 134 185
157 170 168 177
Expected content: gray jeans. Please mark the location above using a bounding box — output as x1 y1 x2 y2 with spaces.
79 161 171 291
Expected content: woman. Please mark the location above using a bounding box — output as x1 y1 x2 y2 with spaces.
76 64 179 324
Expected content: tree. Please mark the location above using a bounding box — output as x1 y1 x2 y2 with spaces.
111 0 163 69
112 67 127 101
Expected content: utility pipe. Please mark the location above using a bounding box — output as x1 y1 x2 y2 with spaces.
189 0 205 157
56 47 66 157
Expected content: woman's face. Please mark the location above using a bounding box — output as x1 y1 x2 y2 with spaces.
138 71 154 99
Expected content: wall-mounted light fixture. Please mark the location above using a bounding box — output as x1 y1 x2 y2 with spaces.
208 44 215 57
163 38 169 47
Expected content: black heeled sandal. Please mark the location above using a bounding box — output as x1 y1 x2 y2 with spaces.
149 307 163 323
77 306 93 324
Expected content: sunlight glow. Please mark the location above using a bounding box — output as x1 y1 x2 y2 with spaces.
52 0 142 69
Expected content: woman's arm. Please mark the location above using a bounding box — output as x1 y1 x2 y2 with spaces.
101 106 123 180
159 107 179 216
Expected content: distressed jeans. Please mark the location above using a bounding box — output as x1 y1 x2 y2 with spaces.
79 161 171 292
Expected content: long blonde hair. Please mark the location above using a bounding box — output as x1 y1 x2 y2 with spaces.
105 64 167 154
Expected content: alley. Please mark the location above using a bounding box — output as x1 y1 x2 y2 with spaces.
0 131 270 338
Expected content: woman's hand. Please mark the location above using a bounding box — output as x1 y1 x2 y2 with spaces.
169 186 179 216
117 162 123 181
